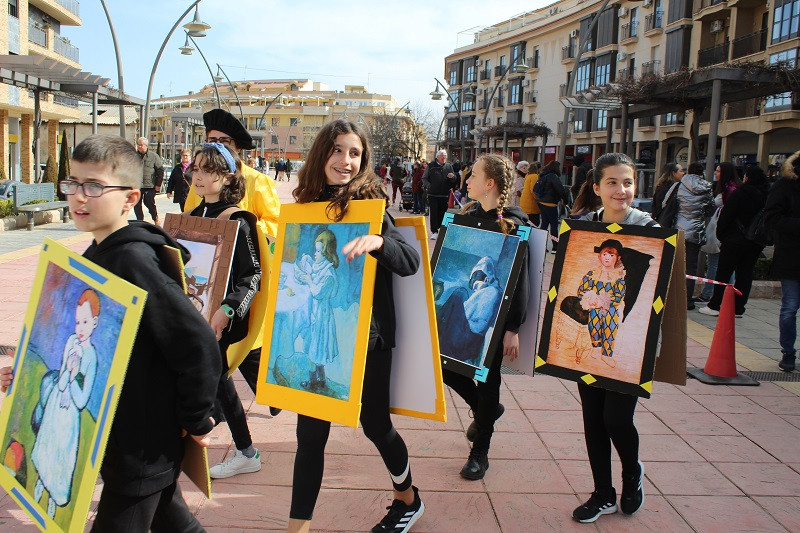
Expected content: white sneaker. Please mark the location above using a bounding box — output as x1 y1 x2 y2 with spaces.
209 449 261 479
697 306 719 317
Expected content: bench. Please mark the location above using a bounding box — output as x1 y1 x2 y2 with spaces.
12 182 69 231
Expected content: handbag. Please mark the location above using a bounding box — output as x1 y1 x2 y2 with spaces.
656 181 681 227
744 208 773 247
701 208 721 254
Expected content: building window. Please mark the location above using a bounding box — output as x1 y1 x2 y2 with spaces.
509 82 522 105
289 135 297 145
271 135 279 144
510 43 525 64
497 116 504 125
499 55 506 68
596 109 608 130
766 49 798 110
595 62 611 86
255 118 266 130
271 117 280 126
8 0 18 17
630 8 639 37
575 60 592 91
446 118 458 139
465 58 477 83
773 0 800 44
449 62 460 85
507 110 522 123
497 86 505 107
290 117 299 126
448 90 459 113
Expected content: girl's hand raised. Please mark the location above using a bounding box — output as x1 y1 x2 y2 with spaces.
1 362 14 393
342 235 383 263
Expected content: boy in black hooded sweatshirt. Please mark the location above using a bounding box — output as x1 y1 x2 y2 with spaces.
0 135 221 532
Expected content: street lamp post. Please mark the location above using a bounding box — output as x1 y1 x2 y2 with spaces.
480 52 527 154
215 64 245 123
181 32 221 108
257 92 283 158
143 1 209 140
99 0 126 138
430 79 474 161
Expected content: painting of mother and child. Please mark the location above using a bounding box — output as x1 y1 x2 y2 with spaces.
267 222 370 401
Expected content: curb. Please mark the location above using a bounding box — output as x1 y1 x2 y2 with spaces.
0 209 68 232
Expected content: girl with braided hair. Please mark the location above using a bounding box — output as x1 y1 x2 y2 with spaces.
441 154 531 481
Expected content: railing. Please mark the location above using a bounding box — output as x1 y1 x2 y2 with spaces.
661 112 685 126
695 0 726 14
57 0 80 17
698 41 729 67
493 97 504 108
54 36 79 62
559 83 568 97
727 98 760 119
28 22 47 47
639 115 655 127
562 46 575 60
732 28 767 59
494 66 504 77
525 90 538 103
54 95 79 108
618 67 635 81
645 11 663 32
641 60 661 76
526 55 539 68
480 69 490 81
621 22 639 40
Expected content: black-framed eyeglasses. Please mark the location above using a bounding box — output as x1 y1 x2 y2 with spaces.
206 136 233 146
60 180 133 197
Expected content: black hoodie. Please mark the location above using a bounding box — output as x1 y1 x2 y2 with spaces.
460 203 530 332
83 221 221 496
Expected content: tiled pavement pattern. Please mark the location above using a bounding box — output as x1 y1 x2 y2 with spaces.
1 180 799 531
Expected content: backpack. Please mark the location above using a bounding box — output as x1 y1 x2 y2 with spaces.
656 181 681 227
533 173 549 199
744 208 773 247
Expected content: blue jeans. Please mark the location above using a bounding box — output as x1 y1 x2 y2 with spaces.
539 204 560 250
780 279 800 355
413 192 424 214
700 253 735 300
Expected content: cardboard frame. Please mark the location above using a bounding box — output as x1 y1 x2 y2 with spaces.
163 213 239 324
431 213 529 382
535 220 679 398
0 239 146 532
256 200 385 427
389 216 447 422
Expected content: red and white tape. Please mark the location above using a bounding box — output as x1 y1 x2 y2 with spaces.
685 275 742 295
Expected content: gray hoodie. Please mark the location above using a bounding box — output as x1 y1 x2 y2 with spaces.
579 207 659 227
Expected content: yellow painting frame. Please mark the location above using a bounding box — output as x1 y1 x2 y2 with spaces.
0 238 146 532
390 216 447 422
256 200 384 428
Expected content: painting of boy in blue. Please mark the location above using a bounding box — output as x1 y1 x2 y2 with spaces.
31 288 99 518
578 239 626 367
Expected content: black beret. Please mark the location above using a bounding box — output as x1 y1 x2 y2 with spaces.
593 239 623 254
203 109 254 150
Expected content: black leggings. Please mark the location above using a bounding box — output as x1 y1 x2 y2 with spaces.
577 383 639 493
216 347 261 451
91 481 202 533
442 341 504 453
289 348 411 520
134 188 158 221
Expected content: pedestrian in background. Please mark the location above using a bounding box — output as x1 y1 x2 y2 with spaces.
423 150 458 239
536 160 569 253
675 161 714 309
652 163 684 222
520 161 542 227
511 161 528 207
166 149 193 211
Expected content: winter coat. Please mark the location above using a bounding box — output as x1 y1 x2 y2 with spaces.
651 180 676 222
83 222 221 497
166 163 192 206
411 167 424 194
675 173 714 244
422 160 457 197
520 173 540 214
536 172 570 206
570 161 592 198
764 175 800 280
715 181 768 249
139 149 164 189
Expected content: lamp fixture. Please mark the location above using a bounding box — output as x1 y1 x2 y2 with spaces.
183 6 211 33
179 36 193 55
429 84 445 100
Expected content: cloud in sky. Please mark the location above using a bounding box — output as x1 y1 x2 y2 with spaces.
63 0 549 116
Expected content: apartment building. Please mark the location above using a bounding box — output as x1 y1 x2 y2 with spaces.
442 0 799 193
150 80 423 164
1 0 82 182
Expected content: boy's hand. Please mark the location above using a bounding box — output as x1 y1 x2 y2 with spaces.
166 192 173 200
502 331 519 362
1 364 14 393
182 417 215 447
210 308 230 341
342 235 383 263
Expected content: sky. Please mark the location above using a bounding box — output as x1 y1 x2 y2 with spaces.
61 0 550 121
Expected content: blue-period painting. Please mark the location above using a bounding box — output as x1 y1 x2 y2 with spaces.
433 224 519 368
0 262 124 527
267 222 369 401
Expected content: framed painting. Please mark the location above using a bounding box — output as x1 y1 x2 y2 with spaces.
431 213 529 382
256 200 385 428
163 213 239 323
535 219 679 398
0 238 146 532
389 216 447 422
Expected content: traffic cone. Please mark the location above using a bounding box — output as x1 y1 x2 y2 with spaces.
687 284 759 386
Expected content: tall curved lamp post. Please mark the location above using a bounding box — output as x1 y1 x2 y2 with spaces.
99 0 127 138
430 79 474 160
281 119 301 161
215 64 245 123
480 53 527 154
257 92 284 157
143 1 209 139
181 32 221 108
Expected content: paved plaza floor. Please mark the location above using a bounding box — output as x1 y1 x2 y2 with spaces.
1 180 799 531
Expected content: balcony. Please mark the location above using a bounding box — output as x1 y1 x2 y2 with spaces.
641 60 661 76
698 41 729 67
54 35 79 62
29 0 81 26
494 66 504 77
493 97 505 109
694 0 727 14
726 98 760 120
480 69 491 81
28 22 47 47
621 22 639 42
524 90 538 104
562 46 575 62
559 83 568 97
617 67 635 81
731 28 767 60
645 11 663 33
525 55 539 69
556 121 571 137
53 95 79 108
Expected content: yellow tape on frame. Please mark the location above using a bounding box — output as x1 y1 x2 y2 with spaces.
0 238 146 533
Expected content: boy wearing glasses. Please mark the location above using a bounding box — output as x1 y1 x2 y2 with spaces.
59 135 221 531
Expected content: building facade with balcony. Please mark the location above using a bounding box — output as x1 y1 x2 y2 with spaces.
1 0 83 182
442 0 799 194
150 80 423 165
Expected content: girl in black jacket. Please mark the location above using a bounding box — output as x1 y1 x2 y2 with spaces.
189 143 264 479
166 149 193 211
442 154 530 481
288 120 423 533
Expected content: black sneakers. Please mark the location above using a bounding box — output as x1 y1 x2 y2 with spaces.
572 490 618 523
459 447 489 480
371 486 425 533
779 352 796 372
620 460 645 515
466 403 505 442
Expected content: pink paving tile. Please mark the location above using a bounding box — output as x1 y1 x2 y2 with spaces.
718 412 800 439
666 495 785 532
246 418 302 454
482 459 573 494
734 382 799 397
491 493 586 532
654 411 740 436
193 485 291 529
395 490 502 533
714 462 800 496
753 496 800 533
782 414 800 430
555 459 595 493
633 411 674 435
679 378 740 396
525 408 585 433
644 393 708 413
747 433 800 463
390 411 464 432
322 426 383 456
650 382 688 395
398 428 472 458
539 432 588 460
749 395 800 415
594 495 694 533
209 450 294 488
455 406 535 434
511 389 582 410
386 456 485 493
645 461 743 496
684 435 778 463
318 452 396 490
638 434 705 462
691 394 771 415
488 431 552 460
503 374 570 392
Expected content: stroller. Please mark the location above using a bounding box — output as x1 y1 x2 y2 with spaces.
399 177 414 212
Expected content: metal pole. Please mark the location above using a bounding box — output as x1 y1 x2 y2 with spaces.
704 78 723 180
479 49 525 159
92 92 98 134
34 90 41 182
99 0 127 138
557 0 613 171
216 64 244 123
620 104 628 155
143 0 202 143
434 78 463 160
185 32 221 108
